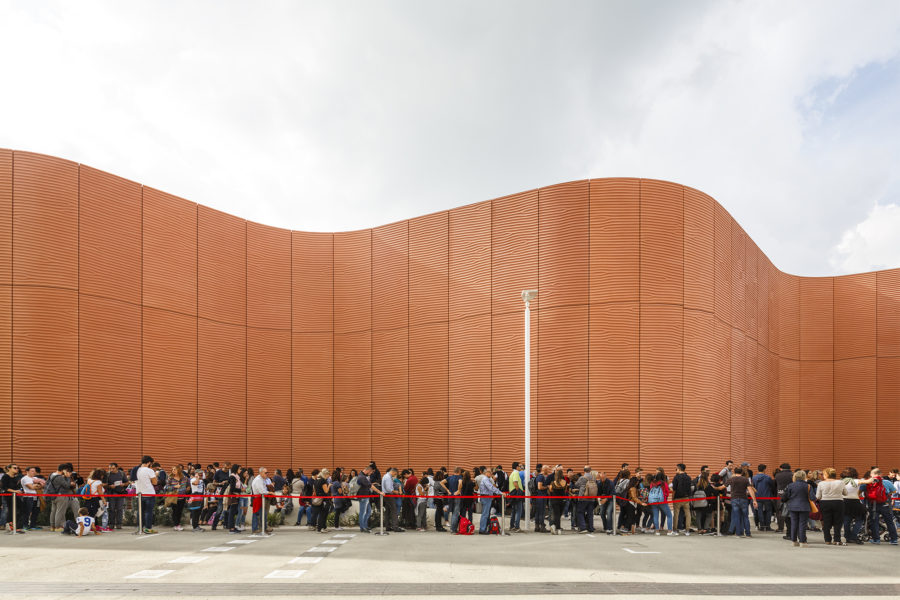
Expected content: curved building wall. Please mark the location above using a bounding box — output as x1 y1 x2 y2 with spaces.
1 149 898 474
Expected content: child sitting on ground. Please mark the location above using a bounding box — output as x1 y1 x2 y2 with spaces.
62 507 100 536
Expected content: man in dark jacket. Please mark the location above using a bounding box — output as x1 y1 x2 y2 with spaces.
774 463 793 535
672 464 694 534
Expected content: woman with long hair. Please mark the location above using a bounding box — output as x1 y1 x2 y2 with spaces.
432 471 450 532
459 470 475 525
549 467 568 535
694 471 713 533
841 467 864 544
651 468 675 536
164 465 188 531
313 468 332 533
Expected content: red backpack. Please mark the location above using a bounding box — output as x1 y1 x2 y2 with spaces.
457 516 475 535
866 477 888 504
489 516 500 535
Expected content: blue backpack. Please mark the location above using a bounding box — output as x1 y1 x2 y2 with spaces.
648 485 664 504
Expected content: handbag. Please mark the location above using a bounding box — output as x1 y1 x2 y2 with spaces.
808 498 821 520
311 483 324 506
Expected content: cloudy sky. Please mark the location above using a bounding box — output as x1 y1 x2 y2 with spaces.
1 0 899 276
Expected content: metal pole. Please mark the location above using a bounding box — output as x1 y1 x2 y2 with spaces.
11 490 16 535
137 492 143 535
375 493 387 535
522 291 533 532
501 493 507 536
716 495 722 536
612 492 617 536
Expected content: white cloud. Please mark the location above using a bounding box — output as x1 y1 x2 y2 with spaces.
0 0 899 275
831 203 900 273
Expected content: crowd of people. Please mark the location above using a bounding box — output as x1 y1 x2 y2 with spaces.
2 456 899 547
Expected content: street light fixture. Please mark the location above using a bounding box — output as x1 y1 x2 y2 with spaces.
521 289 537 532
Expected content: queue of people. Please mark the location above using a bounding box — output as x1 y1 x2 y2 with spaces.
2 456 900 548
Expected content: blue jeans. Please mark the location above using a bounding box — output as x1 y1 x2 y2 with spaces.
535 498 546 529
141 496 155 530
450 499 461 532
358 498 371 531
510 498 523 529
729 498 750 536
479 498 493 533
757 500 773 529
577 500 595 531
652 503 673 531
871 502 898 543
600 500 614 531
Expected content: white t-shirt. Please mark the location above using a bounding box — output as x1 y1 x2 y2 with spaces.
76 515 94 535
136 466 157 496
20 475 37 494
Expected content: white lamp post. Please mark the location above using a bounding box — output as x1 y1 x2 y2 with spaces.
521 289 537 532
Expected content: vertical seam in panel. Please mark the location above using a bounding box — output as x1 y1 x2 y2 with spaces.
681 186 684 463
587 181 590 465
875 273 878 463
245 221 248 465
536 189 540 462
140 186 144 455
831 277 834 467
290 232 293 470
8 152 12 462
637 180 641 467
332 234 335 466
489 199 493 466
370 229 373 463
77 165 80 470
406 220 410 468
447 212 450 466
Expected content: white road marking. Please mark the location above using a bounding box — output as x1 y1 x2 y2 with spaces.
587 534 596 538
264 569 307 579
289 556 323 565
623 547 660 554
307 546 337 553
125 570 174 579
202 546 235 552
227 539 258 544
133 532 168 540
168 555 210 564
322 539 347 545
332 533 356 538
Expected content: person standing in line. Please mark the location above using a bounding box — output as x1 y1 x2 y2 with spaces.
548 467 568 535
20 466 44 531
164 465 189 531
250 466 269 534
223 464 242 534
331 470 350 530
381 467 403 532
477 469 503 534
47 464 74 532
859 468 899 545
597 472 614 533
188 467 206 532
751 464 776 531
432 471 450 532
575 466 597 534
106 463 127 530
671 464 693 535
356 466 376 533
816 467 846 545
415 476 428 531
135 456 159 534
841 467 864 544
508 462 525 532
718 460 735 484
782 470 815 547
728 467 758 538
447 467 462 532
533 464 549 533
774 463 793 535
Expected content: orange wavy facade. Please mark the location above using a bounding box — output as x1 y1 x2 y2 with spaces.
1 149 898 474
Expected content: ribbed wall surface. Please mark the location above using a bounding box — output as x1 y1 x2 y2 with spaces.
2 148 899 474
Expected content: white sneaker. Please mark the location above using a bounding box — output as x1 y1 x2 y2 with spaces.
684 531 691 536
667 531 678 536
655 531 661 536
550 525 556 534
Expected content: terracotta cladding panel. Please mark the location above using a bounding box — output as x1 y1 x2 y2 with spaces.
409 212 448 325
79 165 142 303
247 222 291 329
13 152 78 289
834 357 875 472
730 330 746 461
640 180 683 305
491 310 538 468
683 187 714 313
0 287 9 464
800 278 834 361
778 273 799 360
589 178 640 304
0 149 10 284
13 288 77 469
877 358 900 467
766 351 780 467
778 359 800 466
589 303 638 472
538 304 588 467
292 232 334 333
198 206 246 325
639 304 683 466
142 307 197 467
372 328 409 467
409 322 448 470
877 269 900 357
833 273 875 360
198 319 246 467
492 190 538 315
799 361 833 467
713 319 732 458
449 201 491 320
683 310 726 468
79 295 141 469
292 332 334 470
745 339 762 464
142 187 197 315
730 224 746 332
247 328 290 469
449 314 490 467
744 238 758 338
757 255 770 348
767 261 780 352
539 181 589 309
333 331 371 466
372 221 409 331
334 230 372 334
713 203 731 323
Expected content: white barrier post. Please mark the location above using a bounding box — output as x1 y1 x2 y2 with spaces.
716 496 722 536
11 490 17 535
136 492 143 535
501 494 508 536
375 493 388 536
612 494 617 536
